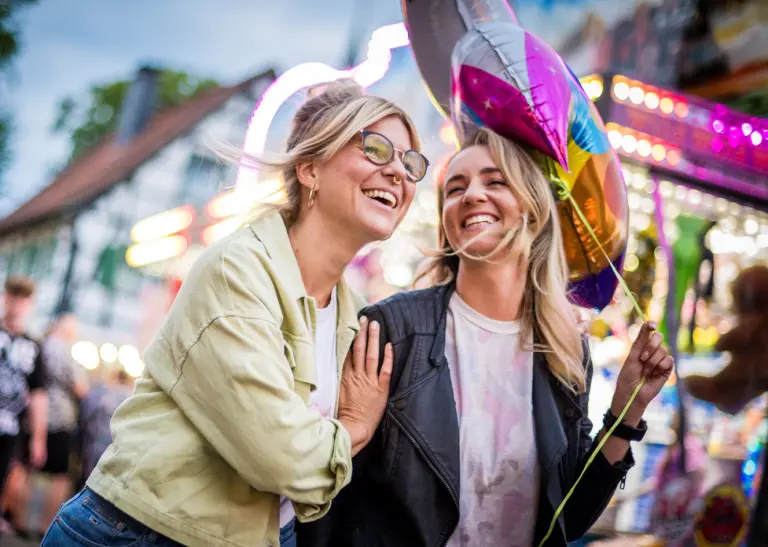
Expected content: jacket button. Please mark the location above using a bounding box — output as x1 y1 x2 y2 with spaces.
395 399 406 410
564 408 576 419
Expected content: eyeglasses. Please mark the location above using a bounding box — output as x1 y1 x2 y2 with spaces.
360 130 429 182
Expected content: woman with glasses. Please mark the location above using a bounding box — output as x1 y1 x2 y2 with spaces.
41 79 429 547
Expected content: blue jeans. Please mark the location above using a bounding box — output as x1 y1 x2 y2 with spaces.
43 487 298 546
280 518 297 547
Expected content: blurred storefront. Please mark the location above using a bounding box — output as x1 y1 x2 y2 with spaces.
572 73 768 541
518 0 768 115
512 1 768 540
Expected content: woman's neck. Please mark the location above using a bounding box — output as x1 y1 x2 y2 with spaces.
288 213 362 308
455 258 527 321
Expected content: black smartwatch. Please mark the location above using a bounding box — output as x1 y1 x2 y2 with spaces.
602 411 648 442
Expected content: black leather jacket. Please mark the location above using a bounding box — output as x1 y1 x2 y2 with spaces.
298 284 634 546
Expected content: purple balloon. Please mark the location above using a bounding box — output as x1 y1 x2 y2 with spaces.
568 253 626 311
450 22 572 169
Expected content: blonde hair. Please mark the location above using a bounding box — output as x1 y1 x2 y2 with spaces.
218 79 420 227
415 128 586 392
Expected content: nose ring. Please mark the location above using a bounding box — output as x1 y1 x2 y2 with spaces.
392 176 403 185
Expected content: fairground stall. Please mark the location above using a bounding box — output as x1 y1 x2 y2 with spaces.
577 72 768 539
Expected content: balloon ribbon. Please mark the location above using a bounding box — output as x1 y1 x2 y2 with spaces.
537 178 647 547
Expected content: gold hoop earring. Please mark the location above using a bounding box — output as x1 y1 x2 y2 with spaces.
308 186 316 208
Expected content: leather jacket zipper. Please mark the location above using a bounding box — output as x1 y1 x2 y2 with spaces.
387 408 459 546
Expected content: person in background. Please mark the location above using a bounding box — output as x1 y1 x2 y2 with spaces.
77 364 132 483
0 276 48 535
9 313 88 539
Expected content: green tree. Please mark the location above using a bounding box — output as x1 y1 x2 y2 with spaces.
1 0 40 190
53 69 218 161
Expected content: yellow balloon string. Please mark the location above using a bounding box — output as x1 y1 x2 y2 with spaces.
537 179 647 547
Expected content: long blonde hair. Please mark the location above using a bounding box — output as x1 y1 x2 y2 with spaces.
218 79 420 227
416 128 586 392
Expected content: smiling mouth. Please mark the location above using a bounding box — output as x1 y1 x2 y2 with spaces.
362 189 398 209
462 214 499 228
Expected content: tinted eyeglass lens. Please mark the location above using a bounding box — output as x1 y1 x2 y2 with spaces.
362 132 393 165
402 151 428 182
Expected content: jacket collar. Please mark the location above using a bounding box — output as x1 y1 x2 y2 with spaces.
426 281 581 477
247 210 361 334
428 283 456 367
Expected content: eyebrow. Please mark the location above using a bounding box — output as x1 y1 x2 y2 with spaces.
444 167 503 185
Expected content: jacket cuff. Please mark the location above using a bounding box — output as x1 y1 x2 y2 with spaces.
293 418 353 522
591 442 635 475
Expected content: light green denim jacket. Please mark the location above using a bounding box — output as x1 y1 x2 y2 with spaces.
87 210 363 547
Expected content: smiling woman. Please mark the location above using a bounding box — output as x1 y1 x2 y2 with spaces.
41 80 427 547
298 127 672 547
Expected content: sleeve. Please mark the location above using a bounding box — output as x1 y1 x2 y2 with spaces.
563 337 635 541
26 341 47 392
166 312 352 523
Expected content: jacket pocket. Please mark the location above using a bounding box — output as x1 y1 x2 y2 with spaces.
283 336 316 402
391 365 440 401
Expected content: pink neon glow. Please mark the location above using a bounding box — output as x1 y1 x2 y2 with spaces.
742 122 753 136
752 132 763 146
235 23 410 190
729 127 740 148
712 119 724 134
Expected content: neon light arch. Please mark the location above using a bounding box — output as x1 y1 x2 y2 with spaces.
235 22 410 190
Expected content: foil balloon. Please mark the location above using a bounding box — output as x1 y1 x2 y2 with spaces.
403 0 628 310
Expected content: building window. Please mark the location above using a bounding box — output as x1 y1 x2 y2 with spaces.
21 244 39 276
180 154 227 207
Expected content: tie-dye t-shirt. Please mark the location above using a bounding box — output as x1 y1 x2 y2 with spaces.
445 293 539 547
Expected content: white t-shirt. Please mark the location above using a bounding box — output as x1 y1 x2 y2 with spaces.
445 293 540 547
280 287 338 527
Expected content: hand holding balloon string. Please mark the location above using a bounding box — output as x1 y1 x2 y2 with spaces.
539 180 673 547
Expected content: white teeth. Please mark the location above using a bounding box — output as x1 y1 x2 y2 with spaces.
362 189 397 208
463 214 497 227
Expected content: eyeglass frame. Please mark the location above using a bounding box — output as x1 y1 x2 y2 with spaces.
359 130 430 182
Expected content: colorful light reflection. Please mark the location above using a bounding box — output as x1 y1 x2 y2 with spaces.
236 23 410 191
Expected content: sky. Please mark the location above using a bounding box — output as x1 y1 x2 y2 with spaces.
1 0 631 216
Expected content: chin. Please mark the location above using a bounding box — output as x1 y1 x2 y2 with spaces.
361 220 397 242
453 233 503 257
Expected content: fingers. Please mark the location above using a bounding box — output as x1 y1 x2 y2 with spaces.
629 321 656 360
379 343 393 391
643 344 668 376
365 320 381 377
649 355 674 380
352 316 368 372
640 332 664 362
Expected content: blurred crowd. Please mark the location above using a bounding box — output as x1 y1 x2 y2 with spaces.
0 275 133 542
